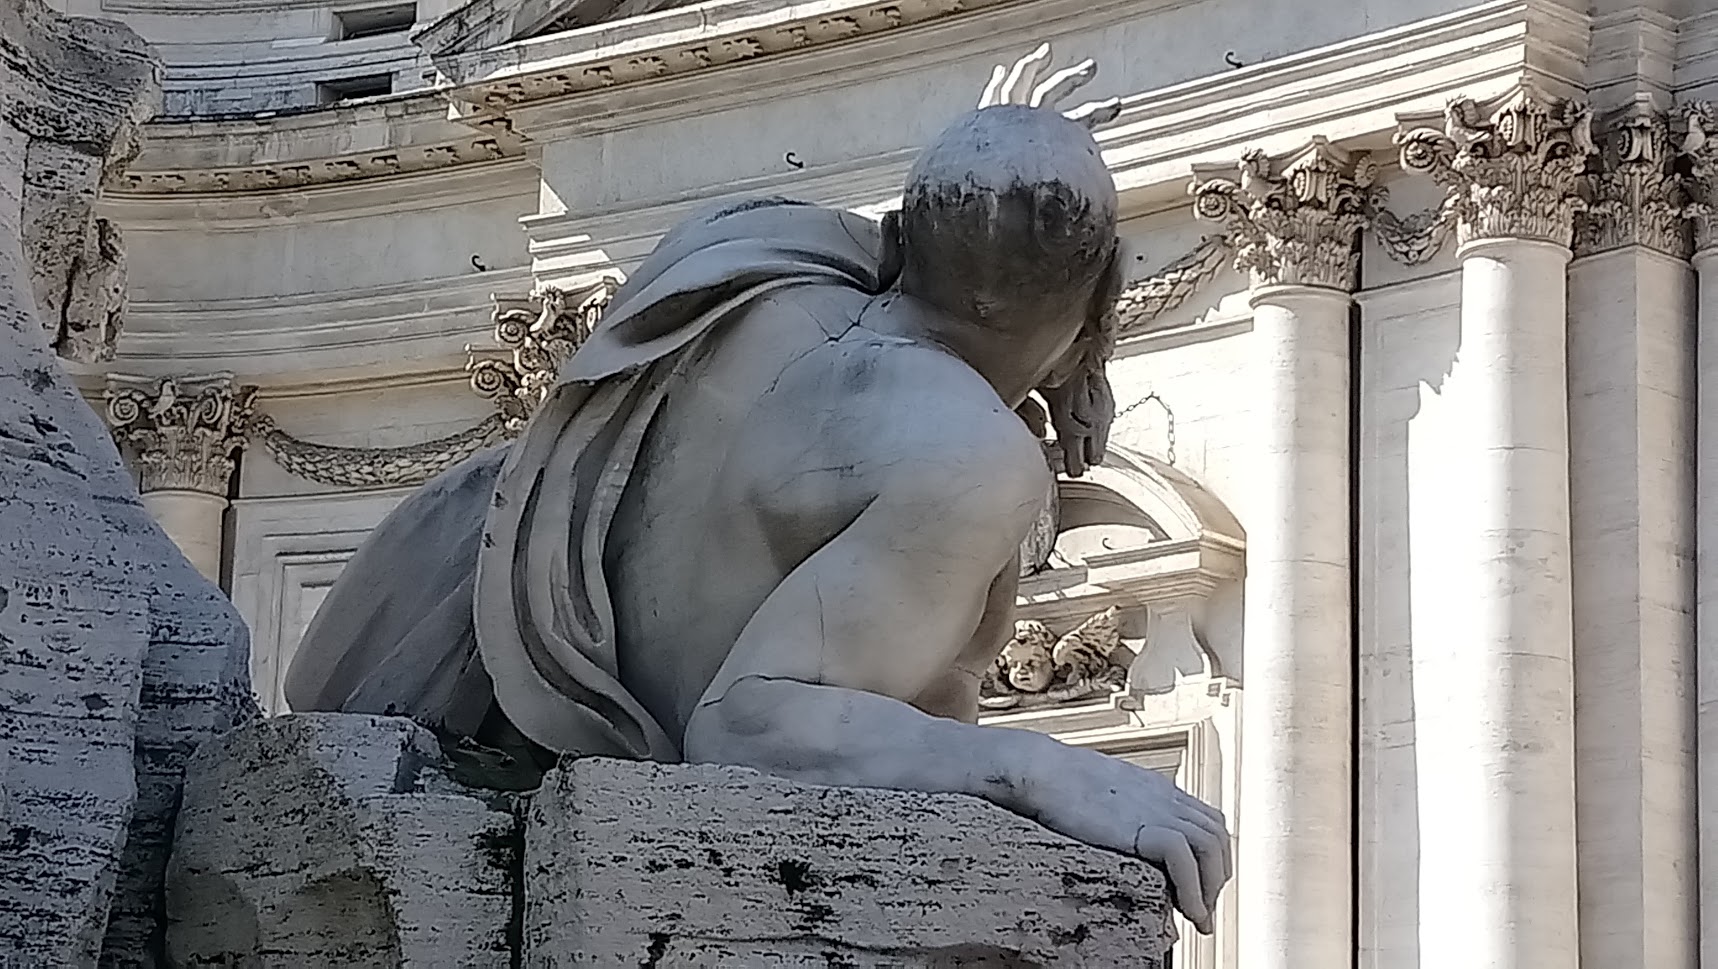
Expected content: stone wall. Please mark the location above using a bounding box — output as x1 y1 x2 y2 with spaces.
0 2 255 965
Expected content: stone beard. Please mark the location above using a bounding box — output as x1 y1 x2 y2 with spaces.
286 47 1231 934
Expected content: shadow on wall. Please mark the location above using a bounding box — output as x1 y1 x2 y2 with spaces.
1356 269 1461 969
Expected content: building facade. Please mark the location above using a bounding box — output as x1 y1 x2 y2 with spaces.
52 0 1718 965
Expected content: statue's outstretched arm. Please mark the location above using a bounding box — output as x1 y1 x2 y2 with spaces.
682 410 1228 934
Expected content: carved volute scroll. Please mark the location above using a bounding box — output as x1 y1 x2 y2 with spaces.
1189 137 1375 291
1394 85 1597 249
1576 96 1689 258
105 373 248 495
468 279 616 435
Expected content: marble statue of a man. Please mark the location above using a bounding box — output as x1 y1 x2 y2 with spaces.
287 47 1231 932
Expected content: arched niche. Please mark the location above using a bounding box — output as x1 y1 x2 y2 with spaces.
1014 445 1245 699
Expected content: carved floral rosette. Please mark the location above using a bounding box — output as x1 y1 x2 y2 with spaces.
1189 139 1374 292
1395 86 1596 249
468 279 617 436
105 373 248 495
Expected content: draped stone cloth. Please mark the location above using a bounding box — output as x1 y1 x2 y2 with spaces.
285 200 890 764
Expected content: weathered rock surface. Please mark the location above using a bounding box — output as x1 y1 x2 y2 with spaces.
1 2 255 965
165 715 517 968
527 758 1175 968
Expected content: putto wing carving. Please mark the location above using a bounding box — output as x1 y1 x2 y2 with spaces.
982 607 1136 711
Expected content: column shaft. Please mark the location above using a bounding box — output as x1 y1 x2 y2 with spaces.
1414 237 1577 969
1239 285 1353 969
142 489 228 582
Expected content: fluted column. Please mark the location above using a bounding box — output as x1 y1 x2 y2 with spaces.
1682 100 1718 969
1192 137 1369 969
1394 85 1592 969
105 373 249 582
1566 96 1698 969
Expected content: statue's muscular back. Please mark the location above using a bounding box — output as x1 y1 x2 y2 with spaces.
608 280 1043 741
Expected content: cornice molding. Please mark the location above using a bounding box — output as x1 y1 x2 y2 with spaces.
115 116 528 197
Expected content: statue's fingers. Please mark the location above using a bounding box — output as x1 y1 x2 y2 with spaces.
1169 817 1228 925
999 42 1052 104
1065 97 1122 129
1028 60 1095 108
1174 798 1233 899
978 64 1008 108
1134 826 1211 934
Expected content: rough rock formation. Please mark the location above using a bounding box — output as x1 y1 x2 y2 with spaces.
166 715 516 968
166 713 1174 967
0 2 256 965
530 758 1176 967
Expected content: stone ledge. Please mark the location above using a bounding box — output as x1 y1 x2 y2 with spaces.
530 758 1175 967
165 714 1173 967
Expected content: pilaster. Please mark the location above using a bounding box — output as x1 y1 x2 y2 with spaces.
1566 97 1697 969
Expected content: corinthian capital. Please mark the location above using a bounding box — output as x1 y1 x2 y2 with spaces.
105 373 250 496
1679 101 1718 254
1395 85 1596 248
1575 96 1689 258
1189 137 1376 291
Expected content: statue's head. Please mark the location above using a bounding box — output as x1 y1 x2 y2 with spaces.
891 104 1122 476
896 105 1119 326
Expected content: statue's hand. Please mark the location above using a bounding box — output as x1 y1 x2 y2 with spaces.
977 42 1122 129
1027 743 1231 935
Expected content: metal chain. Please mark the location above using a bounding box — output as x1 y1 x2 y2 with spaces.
1113 391 1176 466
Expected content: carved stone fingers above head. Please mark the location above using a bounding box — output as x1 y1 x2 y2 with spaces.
977 42 1121 130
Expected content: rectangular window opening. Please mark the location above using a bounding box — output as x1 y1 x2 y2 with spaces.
331 3 416 41
316 73 394 104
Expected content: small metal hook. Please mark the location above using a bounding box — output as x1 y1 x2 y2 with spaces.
784 151 805 170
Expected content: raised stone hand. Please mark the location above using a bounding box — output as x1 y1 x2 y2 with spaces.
978 42 1122 129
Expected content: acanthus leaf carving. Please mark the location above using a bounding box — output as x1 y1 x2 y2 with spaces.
1575 96 1689 258
1189 137 1374 291
105 373 248 495
1394 85 1596 249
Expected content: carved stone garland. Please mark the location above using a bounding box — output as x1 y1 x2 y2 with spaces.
981 606 1133 710
1394 85 1596 249
105 373 248 495
1190 137 1374 291
1576 96 1690 258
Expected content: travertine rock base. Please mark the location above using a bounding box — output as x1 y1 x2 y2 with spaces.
1 1 254 965
165 715 517 968
527 758 1175 968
